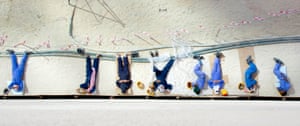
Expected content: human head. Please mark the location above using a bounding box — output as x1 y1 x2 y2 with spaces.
279 90 287 96
157 85 165 93
12 85 19 91
216 52 225 59
3 88 9 95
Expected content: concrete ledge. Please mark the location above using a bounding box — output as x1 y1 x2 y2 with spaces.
0 95 298 101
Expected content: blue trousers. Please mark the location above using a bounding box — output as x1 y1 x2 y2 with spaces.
245 62 258 89
8 53 28 92
117 56 130 80
208 58 224 89
153 59 175 90
116 56 132 93
80 57 99 93
193 61 206 89
273 63 290 92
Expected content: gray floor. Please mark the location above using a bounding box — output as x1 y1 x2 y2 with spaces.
1 100 300 126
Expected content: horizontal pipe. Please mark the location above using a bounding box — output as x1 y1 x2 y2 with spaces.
0 36 299 63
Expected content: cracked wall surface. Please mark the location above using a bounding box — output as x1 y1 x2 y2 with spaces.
0 0 299 96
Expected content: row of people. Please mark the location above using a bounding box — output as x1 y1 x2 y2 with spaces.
188 52 290 96
2 49 291 96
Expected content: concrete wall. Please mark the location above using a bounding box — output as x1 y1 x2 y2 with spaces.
0 0 300 96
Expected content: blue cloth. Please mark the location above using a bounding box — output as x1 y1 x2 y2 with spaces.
273 63 290 92
208 58 224 89
117 56 130 80
116 56 132 93
153 59 175 91
193 60 206 89
8 53 28 92
245 62 258 89
80 56 99 93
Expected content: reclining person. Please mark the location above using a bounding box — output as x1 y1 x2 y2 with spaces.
116 53 132 95
148 51 175 95
3 49 32 95
76 48 101 94
187 55 206 95
207 52 225 95
273 57 290 96
244 55 259 93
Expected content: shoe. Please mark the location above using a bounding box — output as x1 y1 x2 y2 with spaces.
150 51 155 57
77 48 85 55
193 55 204 60
246 55 252 64
6 49 15 54
3 88 9 95
76 88 87 94
155 50 159 57
96 54 102 58
199 56 204 60
131 51 139 58
25 51 33 55
215 52 224 58
273 57 284 65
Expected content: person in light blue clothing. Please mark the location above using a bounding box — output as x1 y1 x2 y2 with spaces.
273 57 290 96
208 52 224 95
188 55 206 95
3 49 31 95
244 55 258 93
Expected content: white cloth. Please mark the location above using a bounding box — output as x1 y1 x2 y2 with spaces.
274 66 287 88
7 81 24 95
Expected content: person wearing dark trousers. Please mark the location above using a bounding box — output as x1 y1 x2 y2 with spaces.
149 55 175 94
76 48 101 94
116 53 132 95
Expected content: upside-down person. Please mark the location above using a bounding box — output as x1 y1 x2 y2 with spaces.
148 51 175 95
273 57 290 96
76 48 101 94
115 53 133 95
3 49 32 95
207 52 225 95
187 55 206 95
243 55 259 93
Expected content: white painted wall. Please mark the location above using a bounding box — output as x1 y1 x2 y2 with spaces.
0 0 299 96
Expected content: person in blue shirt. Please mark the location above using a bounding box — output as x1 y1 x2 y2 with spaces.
3 49 32 95
208 52 225 95
187 55 206 95
273 57 290 96
244 55 258 93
